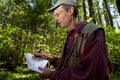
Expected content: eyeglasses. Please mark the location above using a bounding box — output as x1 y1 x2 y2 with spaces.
53 10 66 18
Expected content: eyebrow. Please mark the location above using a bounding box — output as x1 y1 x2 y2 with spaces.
54 9 65 15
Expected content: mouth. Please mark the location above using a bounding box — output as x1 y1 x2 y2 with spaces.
58 22 62 25
58 21 61 24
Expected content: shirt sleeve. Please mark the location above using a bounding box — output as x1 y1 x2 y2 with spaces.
49 29 108 80
50 57 62 68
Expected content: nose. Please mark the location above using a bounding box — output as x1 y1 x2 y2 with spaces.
54 17 59 22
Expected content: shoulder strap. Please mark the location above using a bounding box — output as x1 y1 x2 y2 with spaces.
77 22 100 54
81 22 100 40
64 22 102 68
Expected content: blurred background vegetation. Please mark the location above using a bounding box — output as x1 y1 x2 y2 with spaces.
0 0 120 80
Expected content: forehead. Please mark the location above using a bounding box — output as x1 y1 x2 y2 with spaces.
54 5 64 14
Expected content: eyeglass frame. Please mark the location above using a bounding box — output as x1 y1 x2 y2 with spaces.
53 9 66 18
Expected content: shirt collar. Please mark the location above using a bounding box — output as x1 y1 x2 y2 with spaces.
67 21 87 34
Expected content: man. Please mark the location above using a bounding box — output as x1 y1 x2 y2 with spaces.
34 0 110 80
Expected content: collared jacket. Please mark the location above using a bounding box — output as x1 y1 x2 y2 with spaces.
49 22 109 80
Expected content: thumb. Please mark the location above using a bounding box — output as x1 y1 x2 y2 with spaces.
38 66 44 70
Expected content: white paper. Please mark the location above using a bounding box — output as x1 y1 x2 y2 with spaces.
24 53 48 73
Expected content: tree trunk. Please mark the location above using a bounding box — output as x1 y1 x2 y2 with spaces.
82 0 87 21
104 12 110 26
116 0 120 15
88 0 96 23
95 1 102 25
97 10 103 25
103 0 114 28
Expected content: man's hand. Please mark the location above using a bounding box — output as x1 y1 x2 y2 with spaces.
38 66 52 79
34 50 45 58
33 50 53 61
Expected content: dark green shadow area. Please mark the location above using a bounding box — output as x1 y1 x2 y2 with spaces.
0 63 42 80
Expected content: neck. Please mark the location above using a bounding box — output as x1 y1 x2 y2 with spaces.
67 17 77 31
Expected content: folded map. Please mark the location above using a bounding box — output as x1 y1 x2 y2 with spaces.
24 53 48 73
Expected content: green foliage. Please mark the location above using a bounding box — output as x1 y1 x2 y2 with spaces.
104 27 120 80
0 25 45 70
109 72 120 80
0 23 66 70
0 26 27 70
0 71 14 80
0 65 40 80
46 27 66 56
104 27 120 62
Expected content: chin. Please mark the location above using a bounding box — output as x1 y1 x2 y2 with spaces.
60 24 63 27
60 26 64 28
60 24 66 28
61 25 66 28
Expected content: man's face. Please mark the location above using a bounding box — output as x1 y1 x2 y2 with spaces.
53 5 71 28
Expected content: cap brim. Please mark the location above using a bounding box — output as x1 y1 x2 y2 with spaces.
47 4 61 12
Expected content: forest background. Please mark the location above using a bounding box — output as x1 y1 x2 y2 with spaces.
0 0 120 80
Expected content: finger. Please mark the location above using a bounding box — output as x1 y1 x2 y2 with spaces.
32 56 35 59
38 66 44 71
34 53 40 57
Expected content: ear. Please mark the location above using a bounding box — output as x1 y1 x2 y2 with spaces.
69 6 75 15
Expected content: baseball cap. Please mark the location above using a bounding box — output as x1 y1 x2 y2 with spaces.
47 0 77 12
